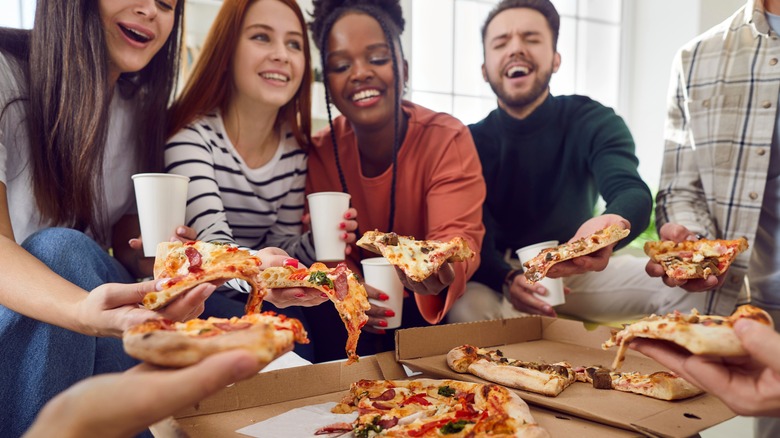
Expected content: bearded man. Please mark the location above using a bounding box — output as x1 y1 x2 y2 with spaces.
448 0 704 323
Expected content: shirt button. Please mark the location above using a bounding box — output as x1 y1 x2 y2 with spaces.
750 192 759 200
763 100 773 108
772 58 779 65
702 99 711 108
758 148 767 155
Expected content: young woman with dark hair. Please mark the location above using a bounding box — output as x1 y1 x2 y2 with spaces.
1 1 220 434
304 0 486 361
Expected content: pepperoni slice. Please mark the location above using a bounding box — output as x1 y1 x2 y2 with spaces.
185 247 203 273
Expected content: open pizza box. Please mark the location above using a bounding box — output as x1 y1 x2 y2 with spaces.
395 316 736 438
153 350 644 437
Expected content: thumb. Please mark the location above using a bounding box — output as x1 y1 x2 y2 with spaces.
734 319 780 372
99 279 161 309
141 351 262 409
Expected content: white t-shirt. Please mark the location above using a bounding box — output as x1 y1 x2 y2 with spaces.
0 51 139 247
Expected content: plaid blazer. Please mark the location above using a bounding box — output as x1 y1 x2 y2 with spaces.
657 0 780 314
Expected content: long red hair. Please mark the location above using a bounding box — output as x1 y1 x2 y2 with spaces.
167 0 312 147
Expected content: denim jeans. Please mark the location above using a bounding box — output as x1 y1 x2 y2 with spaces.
0 228 137 437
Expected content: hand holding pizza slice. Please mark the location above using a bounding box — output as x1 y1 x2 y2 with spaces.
356 230 475 283
523 223 630 284
603 305 773 370
644 237 748 281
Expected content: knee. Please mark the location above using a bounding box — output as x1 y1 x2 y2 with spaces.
448 282 503 323
22 228 100 264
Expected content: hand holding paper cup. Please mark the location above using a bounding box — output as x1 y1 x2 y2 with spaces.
132 173 189 257
361 257 404 328
307 192 351 261
516 240 566 307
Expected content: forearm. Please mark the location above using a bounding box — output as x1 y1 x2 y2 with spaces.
112 214 149 278
0 235 87 334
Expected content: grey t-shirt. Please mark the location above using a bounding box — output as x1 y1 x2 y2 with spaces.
0 51 139 247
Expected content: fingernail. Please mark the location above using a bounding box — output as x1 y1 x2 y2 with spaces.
543 305 552 313
177 227 186 235
378 293 390 301
321 293 329 298
128 239 135 246
384 310 395 317
283 258 299 268
232 356 259 379
344 212 351 219
342 232 348 239
734 319 753 334
536 287 547 295
339 222 346 229
378 320 388 327
155 279 169 290
294 293 305 298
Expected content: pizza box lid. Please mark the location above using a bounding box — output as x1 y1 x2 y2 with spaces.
152 351 643 437
395 316 736 438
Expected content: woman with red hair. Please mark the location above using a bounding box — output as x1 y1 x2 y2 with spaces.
164 0 356 352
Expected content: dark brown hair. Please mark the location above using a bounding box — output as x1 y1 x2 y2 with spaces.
167 0 312 148
482 0 560 50
0 0 184 241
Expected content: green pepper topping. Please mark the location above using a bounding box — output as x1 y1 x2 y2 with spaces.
437 385 456 397
441 420 472 434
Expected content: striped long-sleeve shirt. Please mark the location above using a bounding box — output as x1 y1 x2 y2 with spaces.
165 112 317 271
656 0 780 314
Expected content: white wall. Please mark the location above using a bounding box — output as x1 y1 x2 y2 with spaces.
622 0 744 188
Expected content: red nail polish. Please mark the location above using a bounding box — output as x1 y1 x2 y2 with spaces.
384 310 395 317
321 293 328 298
294 293 305 298
344 212 351 219
342 232 348 239
283 258 299 268
378 320 388 327
378 293 390 301
339 222 346 229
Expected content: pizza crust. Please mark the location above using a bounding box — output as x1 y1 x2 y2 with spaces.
644 237 749 280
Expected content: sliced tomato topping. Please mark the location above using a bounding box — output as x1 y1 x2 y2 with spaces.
401 393 431 406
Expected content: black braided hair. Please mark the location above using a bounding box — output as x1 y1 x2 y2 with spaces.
310 0 405 232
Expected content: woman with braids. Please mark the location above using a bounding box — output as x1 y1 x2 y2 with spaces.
305 0 486 361
0 1 219 434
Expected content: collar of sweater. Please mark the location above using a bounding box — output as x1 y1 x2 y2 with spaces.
497 93 556 135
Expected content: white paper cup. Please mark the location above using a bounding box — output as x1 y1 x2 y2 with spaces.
361 257 404 328
307 192 351 261
516 240 566 307
132 173 189 257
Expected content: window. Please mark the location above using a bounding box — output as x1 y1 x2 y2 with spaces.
408 0 623 125
1 0 36 29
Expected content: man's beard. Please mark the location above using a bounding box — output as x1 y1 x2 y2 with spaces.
488 67 553 110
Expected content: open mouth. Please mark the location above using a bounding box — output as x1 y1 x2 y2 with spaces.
119 24 152 43
351 89 381 102
260 72 290 83
505 65 530 79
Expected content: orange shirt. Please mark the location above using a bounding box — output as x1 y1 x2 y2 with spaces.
307 101 486 324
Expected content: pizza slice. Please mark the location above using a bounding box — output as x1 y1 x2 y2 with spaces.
523 224 630 284
143 241 264 310
356 230 474 282
574 366 703 400
603 305 773 370
447 345 575 397
318 378 549 437
644 237 749 280
255 262 370 364
122 311 308 368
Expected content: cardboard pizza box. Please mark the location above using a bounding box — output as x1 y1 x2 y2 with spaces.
395 316 736 438
154 351 643 437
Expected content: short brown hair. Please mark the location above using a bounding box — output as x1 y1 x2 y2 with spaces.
481 0 560 50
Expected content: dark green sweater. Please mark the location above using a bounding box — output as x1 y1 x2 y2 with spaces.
470 94 652 293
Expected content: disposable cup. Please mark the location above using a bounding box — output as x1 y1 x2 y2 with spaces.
361 257 404 328
307 192 351 261
516 240 566 307
132 173 189 257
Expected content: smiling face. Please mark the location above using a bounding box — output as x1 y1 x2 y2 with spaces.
482 7 560 118
230 0 306 110
99 0 177 82
325 12 407 130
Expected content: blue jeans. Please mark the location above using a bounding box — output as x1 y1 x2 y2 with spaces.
0 228 138 437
